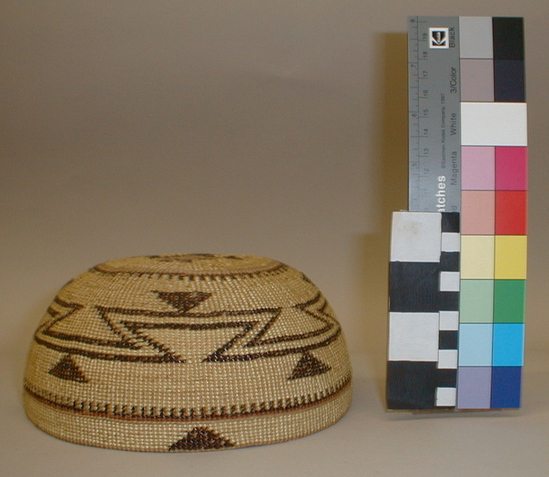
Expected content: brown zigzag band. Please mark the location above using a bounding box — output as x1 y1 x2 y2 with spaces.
24 373 351 422
92 262 288 280
34 293 341 363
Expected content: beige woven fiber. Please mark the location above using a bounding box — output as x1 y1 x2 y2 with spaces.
24 254 353 451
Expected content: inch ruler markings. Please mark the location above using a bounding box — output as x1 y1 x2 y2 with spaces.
408 16 461 213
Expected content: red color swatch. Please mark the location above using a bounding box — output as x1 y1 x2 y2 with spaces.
495 191 527 234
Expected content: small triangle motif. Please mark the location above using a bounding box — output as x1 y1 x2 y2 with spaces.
169 427 234 451
289 352 331 380
156 291 212 313
48 355 88 383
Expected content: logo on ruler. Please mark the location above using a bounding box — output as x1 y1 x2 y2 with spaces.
430 28 449 48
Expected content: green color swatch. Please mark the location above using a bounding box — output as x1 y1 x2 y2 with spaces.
494 280 526 323
460 280 494 323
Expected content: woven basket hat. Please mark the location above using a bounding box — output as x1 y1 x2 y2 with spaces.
24 254 352 452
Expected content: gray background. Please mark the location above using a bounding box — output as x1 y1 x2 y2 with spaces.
2 1 548 476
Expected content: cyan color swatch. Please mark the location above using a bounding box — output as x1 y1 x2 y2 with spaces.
493 324 525 366
458 324 493 366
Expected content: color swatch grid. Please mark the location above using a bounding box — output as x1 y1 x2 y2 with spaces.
458 17 527 409
387 17 527 411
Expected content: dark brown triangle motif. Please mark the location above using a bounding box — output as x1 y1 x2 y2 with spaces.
289 352 331 380
156 291 212 313
169 427 234 451
48 355 88 383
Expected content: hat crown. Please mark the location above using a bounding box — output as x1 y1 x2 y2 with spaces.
24 254 352 451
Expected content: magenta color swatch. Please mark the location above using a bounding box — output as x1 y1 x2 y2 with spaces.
461 190 495 234
495 147 528 190
462 147 495 190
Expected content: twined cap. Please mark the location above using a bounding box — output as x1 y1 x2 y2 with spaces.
24 254 352 451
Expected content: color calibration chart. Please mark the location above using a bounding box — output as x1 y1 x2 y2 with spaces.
387 17 527 411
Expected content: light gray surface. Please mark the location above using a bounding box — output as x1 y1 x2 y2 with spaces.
2 1 549 475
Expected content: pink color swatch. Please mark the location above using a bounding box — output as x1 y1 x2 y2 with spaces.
462 147 495 190
461 190 495 234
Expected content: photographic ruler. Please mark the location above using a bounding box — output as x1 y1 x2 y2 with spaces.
387 17 527 411
408 16 461 213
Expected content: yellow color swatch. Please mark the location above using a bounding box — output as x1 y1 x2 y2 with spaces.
495 235 527 279
461 235 495 279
